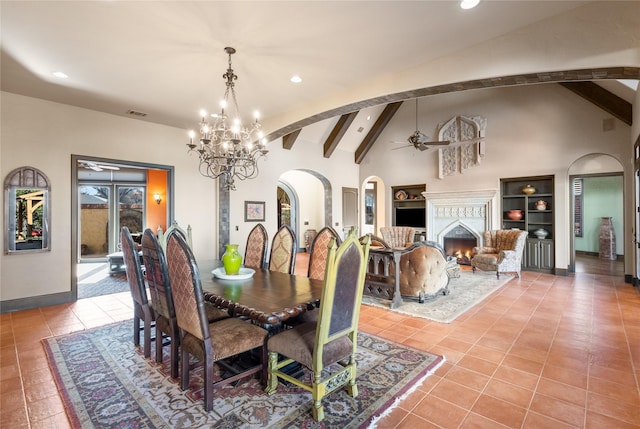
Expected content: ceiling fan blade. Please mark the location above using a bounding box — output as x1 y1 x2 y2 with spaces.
422 140 451 146
391 145 412 151
79 161 120 171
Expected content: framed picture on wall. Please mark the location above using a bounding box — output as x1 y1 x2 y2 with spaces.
244 201 265 222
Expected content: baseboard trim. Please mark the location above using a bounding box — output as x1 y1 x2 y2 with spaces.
555 268 569 276
576 250 624 261
0 291 74 313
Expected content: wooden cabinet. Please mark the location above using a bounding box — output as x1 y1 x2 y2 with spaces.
391 184 426 241
524 239 554 271
501 175 554 273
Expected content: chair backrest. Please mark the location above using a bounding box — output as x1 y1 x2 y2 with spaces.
166 231 208 341
484 229 527 252
307 226 342 281
244 223 268 270
380 226 415 248
120 226 148 307
268 225 297 274
158 221 192 250
141 228 174 320
313 231 370 372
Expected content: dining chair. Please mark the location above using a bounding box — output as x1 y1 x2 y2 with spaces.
287 225 342 325
121 226 153 359
157 221 192 250
141 228 230 378
265 231 371 421
165 231 268 412
307 226 342 281
268 225 297 274
243 223 268 270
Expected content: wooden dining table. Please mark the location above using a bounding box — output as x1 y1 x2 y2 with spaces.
199 260 324 326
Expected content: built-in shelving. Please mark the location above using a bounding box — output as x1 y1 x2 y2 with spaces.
500 175 555 273
391 184 426 241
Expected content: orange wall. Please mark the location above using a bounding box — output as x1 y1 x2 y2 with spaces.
146 169 167 232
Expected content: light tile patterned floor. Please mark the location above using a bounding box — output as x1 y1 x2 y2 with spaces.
1 255 638 428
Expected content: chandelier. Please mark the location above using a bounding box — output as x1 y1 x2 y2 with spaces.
187 47 268 191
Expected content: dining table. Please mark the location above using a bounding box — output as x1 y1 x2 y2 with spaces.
199 260 325 326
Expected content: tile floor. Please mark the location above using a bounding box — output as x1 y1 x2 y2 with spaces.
1 256 639 428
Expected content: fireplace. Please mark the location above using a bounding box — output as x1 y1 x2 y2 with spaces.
443 225 477 265
422 189 497 261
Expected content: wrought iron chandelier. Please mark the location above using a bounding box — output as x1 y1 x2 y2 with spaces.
187 47 268 191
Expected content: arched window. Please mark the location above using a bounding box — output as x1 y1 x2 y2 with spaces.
4 166 51 253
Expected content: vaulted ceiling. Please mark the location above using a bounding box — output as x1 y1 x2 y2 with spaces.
2 1 638 161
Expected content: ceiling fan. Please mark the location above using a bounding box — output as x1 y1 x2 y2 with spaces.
393 99 451 151
78 161 120 171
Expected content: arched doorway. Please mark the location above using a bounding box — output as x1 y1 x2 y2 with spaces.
568 153 624 275
277 170 332 251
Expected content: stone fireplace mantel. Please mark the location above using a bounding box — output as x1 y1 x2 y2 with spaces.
421 189 498 246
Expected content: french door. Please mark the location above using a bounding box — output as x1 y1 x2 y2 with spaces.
78 184 145 260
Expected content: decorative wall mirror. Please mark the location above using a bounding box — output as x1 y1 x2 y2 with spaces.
4 166 51 253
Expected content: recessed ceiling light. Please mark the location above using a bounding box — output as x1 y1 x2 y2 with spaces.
460 0 480 9
52 71 68 79
290 75 302 84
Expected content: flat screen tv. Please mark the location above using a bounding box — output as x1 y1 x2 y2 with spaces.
395 207 426 229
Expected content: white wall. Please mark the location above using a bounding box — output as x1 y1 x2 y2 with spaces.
0 92 360 306
359 83 631 271
280 170 325 246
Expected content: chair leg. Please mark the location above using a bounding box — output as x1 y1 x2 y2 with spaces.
133 315 141 346
265 352 279 395
496 271 500 279
312 376 325 422
204 358 214 412
472 266 476 274
170 328 179 379
155 329 163 363
143 317 152 359
180 348 190 390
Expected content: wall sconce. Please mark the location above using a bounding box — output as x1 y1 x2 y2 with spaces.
153 193 162 205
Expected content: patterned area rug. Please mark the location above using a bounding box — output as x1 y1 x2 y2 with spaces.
362 270 514 323
43 321 443 428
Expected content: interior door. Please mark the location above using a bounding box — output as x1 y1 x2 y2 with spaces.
342 187 358 236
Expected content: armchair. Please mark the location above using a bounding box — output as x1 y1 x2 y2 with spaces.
380 226 415 248
397 241 450 301
471 229 528 278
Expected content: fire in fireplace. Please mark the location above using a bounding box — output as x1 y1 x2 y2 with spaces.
442 225 478 265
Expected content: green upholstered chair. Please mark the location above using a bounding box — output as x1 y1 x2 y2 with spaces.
265 231 371 421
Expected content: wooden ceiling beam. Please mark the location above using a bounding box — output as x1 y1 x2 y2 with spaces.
559 81 632 126
323 112 358 158
354 101 403 164
282 129 302 150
